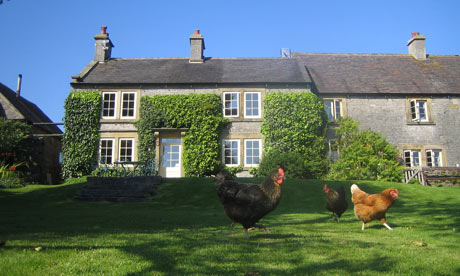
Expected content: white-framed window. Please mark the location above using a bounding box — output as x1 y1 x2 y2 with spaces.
121 92 136 119
404 150 421 167
223 92 239 117
119 138 134 162
244 139 262 167
223 139 240 166
244 92 261 118
426 149 442 167
324 99 342 121
102 92 117 119
99 139 114 164
409 99 428 122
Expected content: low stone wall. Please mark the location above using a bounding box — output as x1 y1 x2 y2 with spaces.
75 176 162 202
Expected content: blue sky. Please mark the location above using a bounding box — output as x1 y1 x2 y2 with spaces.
1 0 458 127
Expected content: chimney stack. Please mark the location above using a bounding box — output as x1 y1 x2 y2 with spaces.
94 26 114 62
16 74 22 98
189 29 205 63
407 32 426 60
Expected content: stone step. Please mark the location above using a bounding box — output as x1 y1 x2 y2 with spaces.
75 176 162 202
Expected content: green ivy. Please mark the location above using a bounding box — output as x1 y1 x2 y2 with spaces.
135 94 228 177
62 91 101 178
260 92 329 178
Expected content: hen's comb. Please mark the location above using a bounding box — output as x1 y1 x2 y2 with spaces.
278 168 285 175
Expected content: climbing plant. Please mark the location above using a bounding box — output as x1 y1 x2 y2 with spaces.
260 92 329 178
135 94 228 177
62 91 101 178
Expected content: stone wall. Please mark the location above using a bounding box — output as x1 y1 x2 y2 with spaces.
345 95 460 167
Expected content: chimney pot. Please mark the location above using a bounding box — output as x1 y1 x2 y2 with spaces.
101 26 108 35
195 29 200 34
412 32 420 38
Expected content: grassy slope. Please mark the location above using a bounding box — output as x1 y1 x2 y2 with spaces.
0 177 459 276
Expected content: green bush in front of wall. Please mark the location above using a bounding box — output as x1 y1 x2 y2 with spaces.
260 92 329 178
135 94 228 177
62 91 101 178
327 117 404 182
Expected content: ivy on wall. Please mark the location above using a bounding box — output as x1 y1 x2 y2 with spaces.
62 91 101 178
260 92 329 178
135 94 228 177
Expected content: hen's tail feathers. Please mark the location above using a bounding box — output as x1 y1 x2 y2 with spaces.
350 184 360 195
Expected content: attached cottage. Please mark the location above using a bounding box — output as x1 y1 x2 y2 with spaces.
0 80 62 184
70 27 460 178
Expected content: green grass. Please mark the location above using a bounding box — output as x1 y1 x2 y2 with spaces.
1 177 459 276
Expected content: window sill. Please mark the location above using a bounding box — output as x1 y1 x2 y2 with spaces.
406 121 436 126
100 119 137 123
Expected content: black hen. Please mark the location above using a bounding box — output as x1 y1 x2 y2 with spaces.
215 168 285 239
324 184 348 222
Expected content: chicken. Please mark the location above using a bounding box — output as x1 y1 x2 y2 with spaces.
215 168 285 239
351 184 399 230
324 184 348 222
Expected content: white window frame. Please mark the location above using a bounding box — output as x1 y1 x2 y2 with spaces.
223 92 240 118
404 150 421 167
101 92 117 119
244 139 262 167
324 99 342 121
223 139 240 166
121 92 137 119
409 99 429 122
118 138 135 162
426 149 442 167
99 138 115 165
244 92 261 118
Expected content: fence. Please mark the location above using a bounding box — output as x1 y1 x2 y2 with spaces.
404 167 460 186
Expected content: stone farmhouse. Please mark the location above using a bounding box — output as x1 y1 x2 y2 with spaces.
70 27 460 178
0 80 62 184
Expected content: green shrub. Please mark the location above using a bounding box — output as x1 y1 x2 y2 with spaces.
327 117 404 182
257 150 307 178
224 165 243 176
260 92 328 178
62 91 101 178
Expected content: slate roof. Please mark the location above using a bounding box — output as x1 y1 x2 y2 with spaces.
0 82 62 134
293 53 460 94
72 58 311 85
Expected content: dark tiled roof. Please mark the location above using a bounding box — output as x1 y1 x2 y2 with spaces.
73 58 310 85
0 82 62 134
293 53 460 94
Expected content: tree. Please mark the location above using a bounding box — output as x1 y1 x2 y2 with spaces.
0 118 31 158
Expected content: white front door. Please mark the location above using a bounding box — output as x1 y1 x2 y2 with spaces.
162 138 181 178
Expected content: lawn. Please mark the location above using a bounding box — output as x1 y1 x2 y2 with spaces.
0 177 459 276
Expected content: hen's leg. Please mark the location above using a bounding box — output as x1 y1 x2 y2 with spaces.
362 222 365 231
254 224 270 233
381 218 393 230
244 228 250 240
383 222 393 230
333 213 339 222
